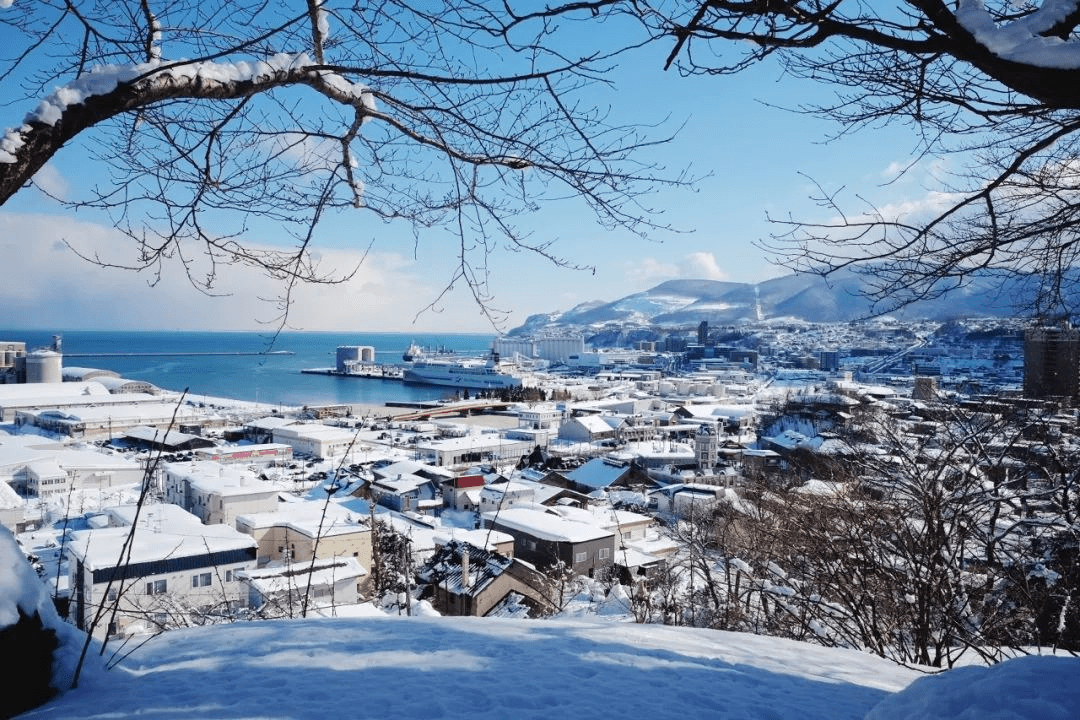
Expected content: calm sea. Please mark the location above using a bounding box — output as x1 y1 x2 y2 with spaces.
0 330 496 407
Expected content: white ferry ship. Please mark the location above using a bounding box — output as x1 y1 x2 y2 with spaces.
402 351 522 390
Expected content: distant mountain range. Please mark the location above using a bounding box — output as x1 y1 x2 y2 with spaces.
509 270 1044 335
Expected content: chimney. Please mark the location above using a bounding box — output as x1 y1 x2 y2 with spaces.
460 547 470 590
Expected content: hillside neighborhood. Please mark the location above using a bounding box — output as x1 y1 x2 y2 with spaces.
2 315 1079 715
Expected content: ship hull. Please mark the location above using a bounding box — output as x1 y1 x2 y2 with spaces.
402 363 522 390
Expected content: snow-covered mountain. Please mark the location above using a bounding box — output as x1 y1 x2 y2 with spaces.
511 271 1049 335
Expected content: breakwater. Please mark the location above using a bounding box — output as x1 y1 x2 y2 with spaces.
65 351 294 357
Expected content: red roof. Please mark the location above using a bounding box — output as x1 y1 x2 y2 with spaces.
453 474 485 488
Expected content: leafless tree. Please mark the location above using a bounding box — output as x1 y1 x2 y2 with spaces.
507 1 1080 316
757 405 1080 666
656 400 1080 665
0 1 675 324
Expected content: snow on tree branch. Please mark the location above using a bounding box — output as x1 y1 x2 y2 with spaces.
0 53 376 203
956 0 1080 68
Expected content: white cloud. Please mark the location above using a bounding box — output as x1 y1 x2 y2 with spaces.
623 256 679 285
679 252 728 280
0 210 492 331
880 159 914 180
29 163 70 201
864 189 962 224
624 251 729 285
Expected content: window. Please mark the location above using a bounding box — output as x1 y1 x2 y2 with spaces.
598 548 611 560
146 579 167 595
192 572 212 588
107 588 118 602
574 552 587 564
225 570 233 582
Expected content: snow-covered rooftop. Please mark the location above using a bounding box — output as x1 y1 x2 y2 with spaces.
484 507 614 543
66 503 256 570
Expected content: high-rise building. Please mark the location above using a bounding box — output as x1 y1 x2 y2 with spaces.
1023 325 1080 398
912 376 939 400
695 423 718 470
818 349 840 372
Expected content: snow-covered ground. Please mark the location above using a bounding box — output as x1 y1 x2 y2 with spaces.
18 610 1080 720
3 528 1077 720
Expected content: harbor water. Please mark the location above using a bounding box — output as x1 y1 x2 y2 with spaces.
0 330 496 407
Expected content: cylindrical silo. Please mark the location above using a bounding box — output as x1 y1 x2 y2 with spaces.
26 350 63 383
336 346 363 372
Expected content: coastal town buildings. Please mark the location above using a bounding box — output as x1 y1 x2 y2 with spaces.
5 315 1078 649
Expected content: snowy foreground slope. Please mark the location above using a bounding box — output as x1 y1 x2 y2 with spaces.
20 615 1080 720
29 615 915 720
4 528 1079 720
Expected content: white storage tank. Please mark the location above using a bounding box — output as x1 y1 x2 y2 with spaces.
336 346 361 372
26 349 62 383
336 345 376 372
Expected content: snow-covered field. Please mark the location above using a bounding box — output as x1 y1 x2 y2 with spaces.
4 517 1080 719
19 613 1080 720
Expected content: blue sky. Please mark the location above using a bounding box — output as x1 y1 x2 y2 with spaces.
0 13 942 334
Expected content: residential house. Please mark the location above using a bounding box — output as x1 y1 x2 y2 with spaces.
164 461 280 527
556 414 617 444
417 540 553 617
239 557 366 616
481 506 615 578
672 403 756 439
740 448 784 481
65 504 257 639
557 457 651 495
235 499 373 574
478 479 564 514
369 472 443 515
650 483 750 518
431 527 515 557
442 472 486 512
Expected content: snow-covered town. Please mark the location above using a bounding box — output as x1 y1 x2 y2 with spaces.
0 316 1071 634
1 316 1079 717
7 0 1080 716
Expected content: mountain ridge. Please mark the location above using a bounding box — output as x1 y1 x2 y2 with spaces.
509 270 1042 335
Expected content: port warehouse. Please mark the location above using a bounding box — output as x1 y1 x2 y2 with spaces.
412 435 532 467
13 398 208 438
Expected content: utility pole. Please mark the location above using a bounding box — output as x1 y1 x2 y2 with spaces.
369 497 381 599
401 540 412 616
